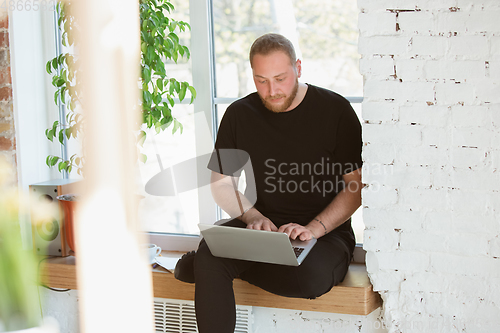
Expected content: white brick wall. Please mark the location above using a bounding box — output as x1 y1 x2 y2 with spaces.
358 0 500 332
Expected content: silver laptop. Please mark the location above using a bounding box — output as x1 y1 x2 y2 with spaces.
198 224 317 266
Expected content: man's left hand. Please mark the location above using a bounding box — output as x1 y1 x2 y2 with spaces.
278 223 316 241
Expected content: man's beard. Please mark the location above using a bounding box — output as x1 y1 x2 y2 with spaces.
259 79 299 113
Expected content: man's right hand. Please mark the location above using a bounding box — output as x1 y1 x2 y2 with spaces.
241 208 278 232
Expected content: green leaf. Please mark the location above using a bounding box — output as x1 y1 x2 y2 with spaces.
58 53 65 66
155 59 166 77
52 58 58 70
168 31 179 44
188 86 197 103
172 118 182 135
62 32 67 47
146 114 153 128
179 82 187 101
46 61 52 74
143 66 151 84
50 156 60 167
143 90 153 106
60 87 66 104
164 2 173 13
146 45 156 63
139 153 147 163
54 90 60 105
58 161 67 172
58 130 65 144
46 121 58 141
151 107 161 120
153 92 162 105
154 121 161 134
156 78 163 91
161 105 172 119
183 46 191 59
56 77 65 87
160 116 173 131
164 38 174 54
167 95 174 107
137 130 147 147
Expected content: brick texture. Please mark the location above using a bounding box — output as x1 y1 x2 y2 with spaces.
359 2 500 332
0 14 15 171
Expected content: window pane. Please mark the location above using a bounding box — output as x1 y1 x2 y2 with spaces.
212 0 362 99
138 105 201 236
138 0 202 236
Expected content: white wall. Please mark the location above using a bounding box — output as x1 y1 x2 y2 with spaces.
40 289 385 333
359 0 500 332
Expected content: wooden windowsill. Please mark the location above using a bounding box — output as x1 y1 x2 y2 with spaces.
39 252 381 316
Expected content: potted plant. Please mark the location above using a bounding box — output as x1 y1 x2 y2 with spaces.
0 159 59 332
45 0 196 175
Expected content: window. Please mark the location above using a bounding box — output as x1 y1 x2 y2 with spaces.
145 0 364 250
12 0 363 250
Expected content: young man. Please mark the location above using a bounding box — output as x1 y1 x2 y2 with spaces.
175 33 363 333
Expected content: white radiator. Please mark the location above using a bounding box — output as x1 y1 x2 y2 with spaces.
153 298 253 333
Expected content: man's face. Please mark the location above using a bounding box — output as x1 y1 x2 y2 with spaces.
251 51 301 113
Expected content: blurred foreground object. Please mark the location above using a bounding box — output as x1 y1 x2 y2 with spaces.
0 157 59 332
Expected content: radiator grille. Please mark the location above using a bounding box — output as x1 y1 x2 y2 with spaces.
153 298 252 333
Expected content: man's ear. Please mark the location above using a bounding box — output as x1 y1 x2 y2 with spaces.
295 59 302 78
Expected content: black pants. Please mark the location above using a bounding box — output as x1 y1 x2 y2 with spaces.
193 219 353 333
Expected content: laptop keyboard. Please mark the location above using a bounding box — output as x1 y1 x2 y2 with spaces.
293 247 304 258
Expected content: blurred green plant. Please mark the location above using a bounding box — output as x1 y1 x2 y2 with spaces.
0 160 41 331
45 0 196 175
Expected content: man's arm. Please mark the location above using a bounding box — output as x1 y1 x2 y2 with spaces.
278 167 363 240
210 171 278 231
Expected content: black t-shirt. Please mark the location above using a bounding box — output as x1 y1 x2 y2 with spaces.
208 84 362 245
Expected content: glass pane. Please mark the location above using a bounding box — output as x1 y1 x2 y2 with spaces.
138 0 201 235
137 105 200 236
212 0 362 99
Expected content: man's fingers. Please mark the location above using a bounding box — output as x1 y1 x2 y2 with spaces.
246 219 277 232
298 232 312 241
263 221 278 232
278 223 313 241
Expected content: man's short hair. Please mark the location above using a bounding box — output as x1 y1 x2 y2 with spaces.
249 33 297 67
